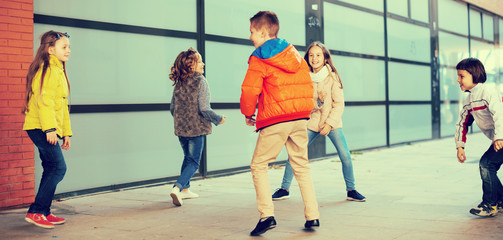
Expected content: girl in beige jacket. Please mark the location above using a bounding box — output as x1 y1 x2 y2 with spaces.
272 41 366 202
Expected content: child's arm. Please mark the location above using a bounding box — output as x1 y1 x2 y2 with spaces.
324 73 344 130
198 77 224 126
457 148 466 163
240 59 264 121
486 87 503 151
454 102 473 150
170 94 175 116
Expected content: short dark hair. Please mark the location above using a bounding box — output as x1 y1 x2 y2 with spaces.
250 11 279 37
456 58 486 83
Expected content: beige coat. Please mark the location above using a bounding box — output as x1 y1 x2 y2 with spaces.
307 72 344 132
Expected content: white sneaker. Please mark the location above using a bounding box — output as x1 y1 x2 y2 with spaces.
170 187 183 206
180 189 199 199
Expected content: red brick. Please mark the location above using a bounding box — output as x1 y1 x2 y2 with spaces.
23 181 34 189
13 0 32 4
0 177 8 184
8 84 24 92
20 48 31 55
9 158 31 167
0 46 21 54
0 85 7 92
22 151 34 158
8 39 31 48
6 113 25 122
0 77 23 84
0 131 9 138
21 3 32 11
0 192 11 201
0 137 22 146
22 137 32 144
20 33 31 41
0 69 7 76
22 166 33 174
0 108 24 115
7 9 32 18
8 23 32 33
0 1 21 10
0 198 24 208
8 130 24 138
23 195 33 204
10 183 23 191
0 61 21 69
0 185 8 192
0 92 23 99
0 122 21 131
8 54 32 62
10 189 32 198
8 69 27 77
0 168 22 176
0 23 8 31
0 15 21 24
20 17 32 25
0 146 7 153
0 39 7 46
9 174 33 183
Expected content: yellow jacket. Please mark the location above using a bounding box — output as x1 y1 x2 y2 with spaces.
23 55 72 137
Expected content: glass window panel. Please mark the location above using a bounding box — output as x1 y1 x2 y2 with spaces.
441 102 460 137
410 0 429 23
389 105 431 144
471 40 497 80
438 31 469 67
207 110 288 171
337 0 383 12
34 0 197 32
332 56 386 101
389 62 431 101
324 3 385 56
326 106 386 153
387 19 430 62
205 0 305 46
482 14 494 41
37 112 183 193
205 41 254 103
34 24 196 104
438 0 468 35
387 0 408 17
440 67 465 101
470 9 482 38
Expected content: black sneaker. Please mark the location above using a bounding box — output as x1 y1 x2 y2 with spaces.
469 202 498 217
272 188 290 201
304 219 320 229
250 216 276 236
347 190 366 202
497 200 503 213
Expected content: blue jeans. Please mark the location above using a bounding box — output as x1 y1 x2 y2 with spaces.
26 129 67 216
174 135 204 190
479 144 503 205
281 128 356 191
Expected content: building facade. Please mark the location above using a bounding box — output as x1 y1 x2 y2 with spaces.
1 0 502 209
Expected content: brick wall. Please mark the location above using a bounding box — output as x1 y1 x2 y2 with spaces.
0 0 35 210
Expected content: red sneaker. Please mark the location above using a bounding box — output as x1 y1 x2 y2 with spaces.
46 213 66 225
25 213 55 229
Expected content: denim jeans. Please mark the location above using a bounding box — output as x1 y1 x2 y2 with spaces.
479 144 503 205
281 128 356 191
174 135 205 190
26 129 67 216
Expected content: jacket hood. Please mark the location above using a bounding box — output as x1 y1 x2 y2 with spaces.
251 39 302 73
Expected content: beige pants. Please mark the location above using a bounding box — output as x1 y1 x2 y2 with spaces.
250 119 319 220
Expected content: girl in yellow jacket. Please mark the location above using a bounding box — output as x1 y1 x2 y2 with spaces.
22 31 72 229
272 41 366 202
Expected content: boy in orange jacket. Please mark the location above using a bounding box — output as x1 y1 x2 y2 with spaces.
240 11 320 236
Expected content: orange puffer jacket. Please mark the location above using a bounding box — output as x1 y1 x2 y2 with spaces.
240 39 314 131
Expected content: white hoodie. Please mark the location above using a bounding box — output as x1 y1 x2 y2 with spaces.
455 83 503 148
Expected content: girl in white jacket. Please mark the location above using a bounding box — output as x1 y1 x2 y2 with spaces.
272 41 365 202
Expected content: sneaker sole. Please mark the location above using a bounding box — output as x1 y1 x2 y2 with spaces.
170 193 183 206
347 197 366 202
272 196 290 201
250 224 276 236
25 217 55 229
50 220 65 225
469 209 497 217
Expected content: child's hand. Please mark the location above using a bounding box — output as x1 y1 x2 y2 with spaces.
319 124 331 136
457 147 466 163
61 136 71 150
46 131 58 145
219 115 226 125
245 117 255 126
494 139 503 152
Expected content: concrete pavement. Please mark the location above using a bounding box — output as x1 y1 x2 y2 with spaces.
2 132 503 239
